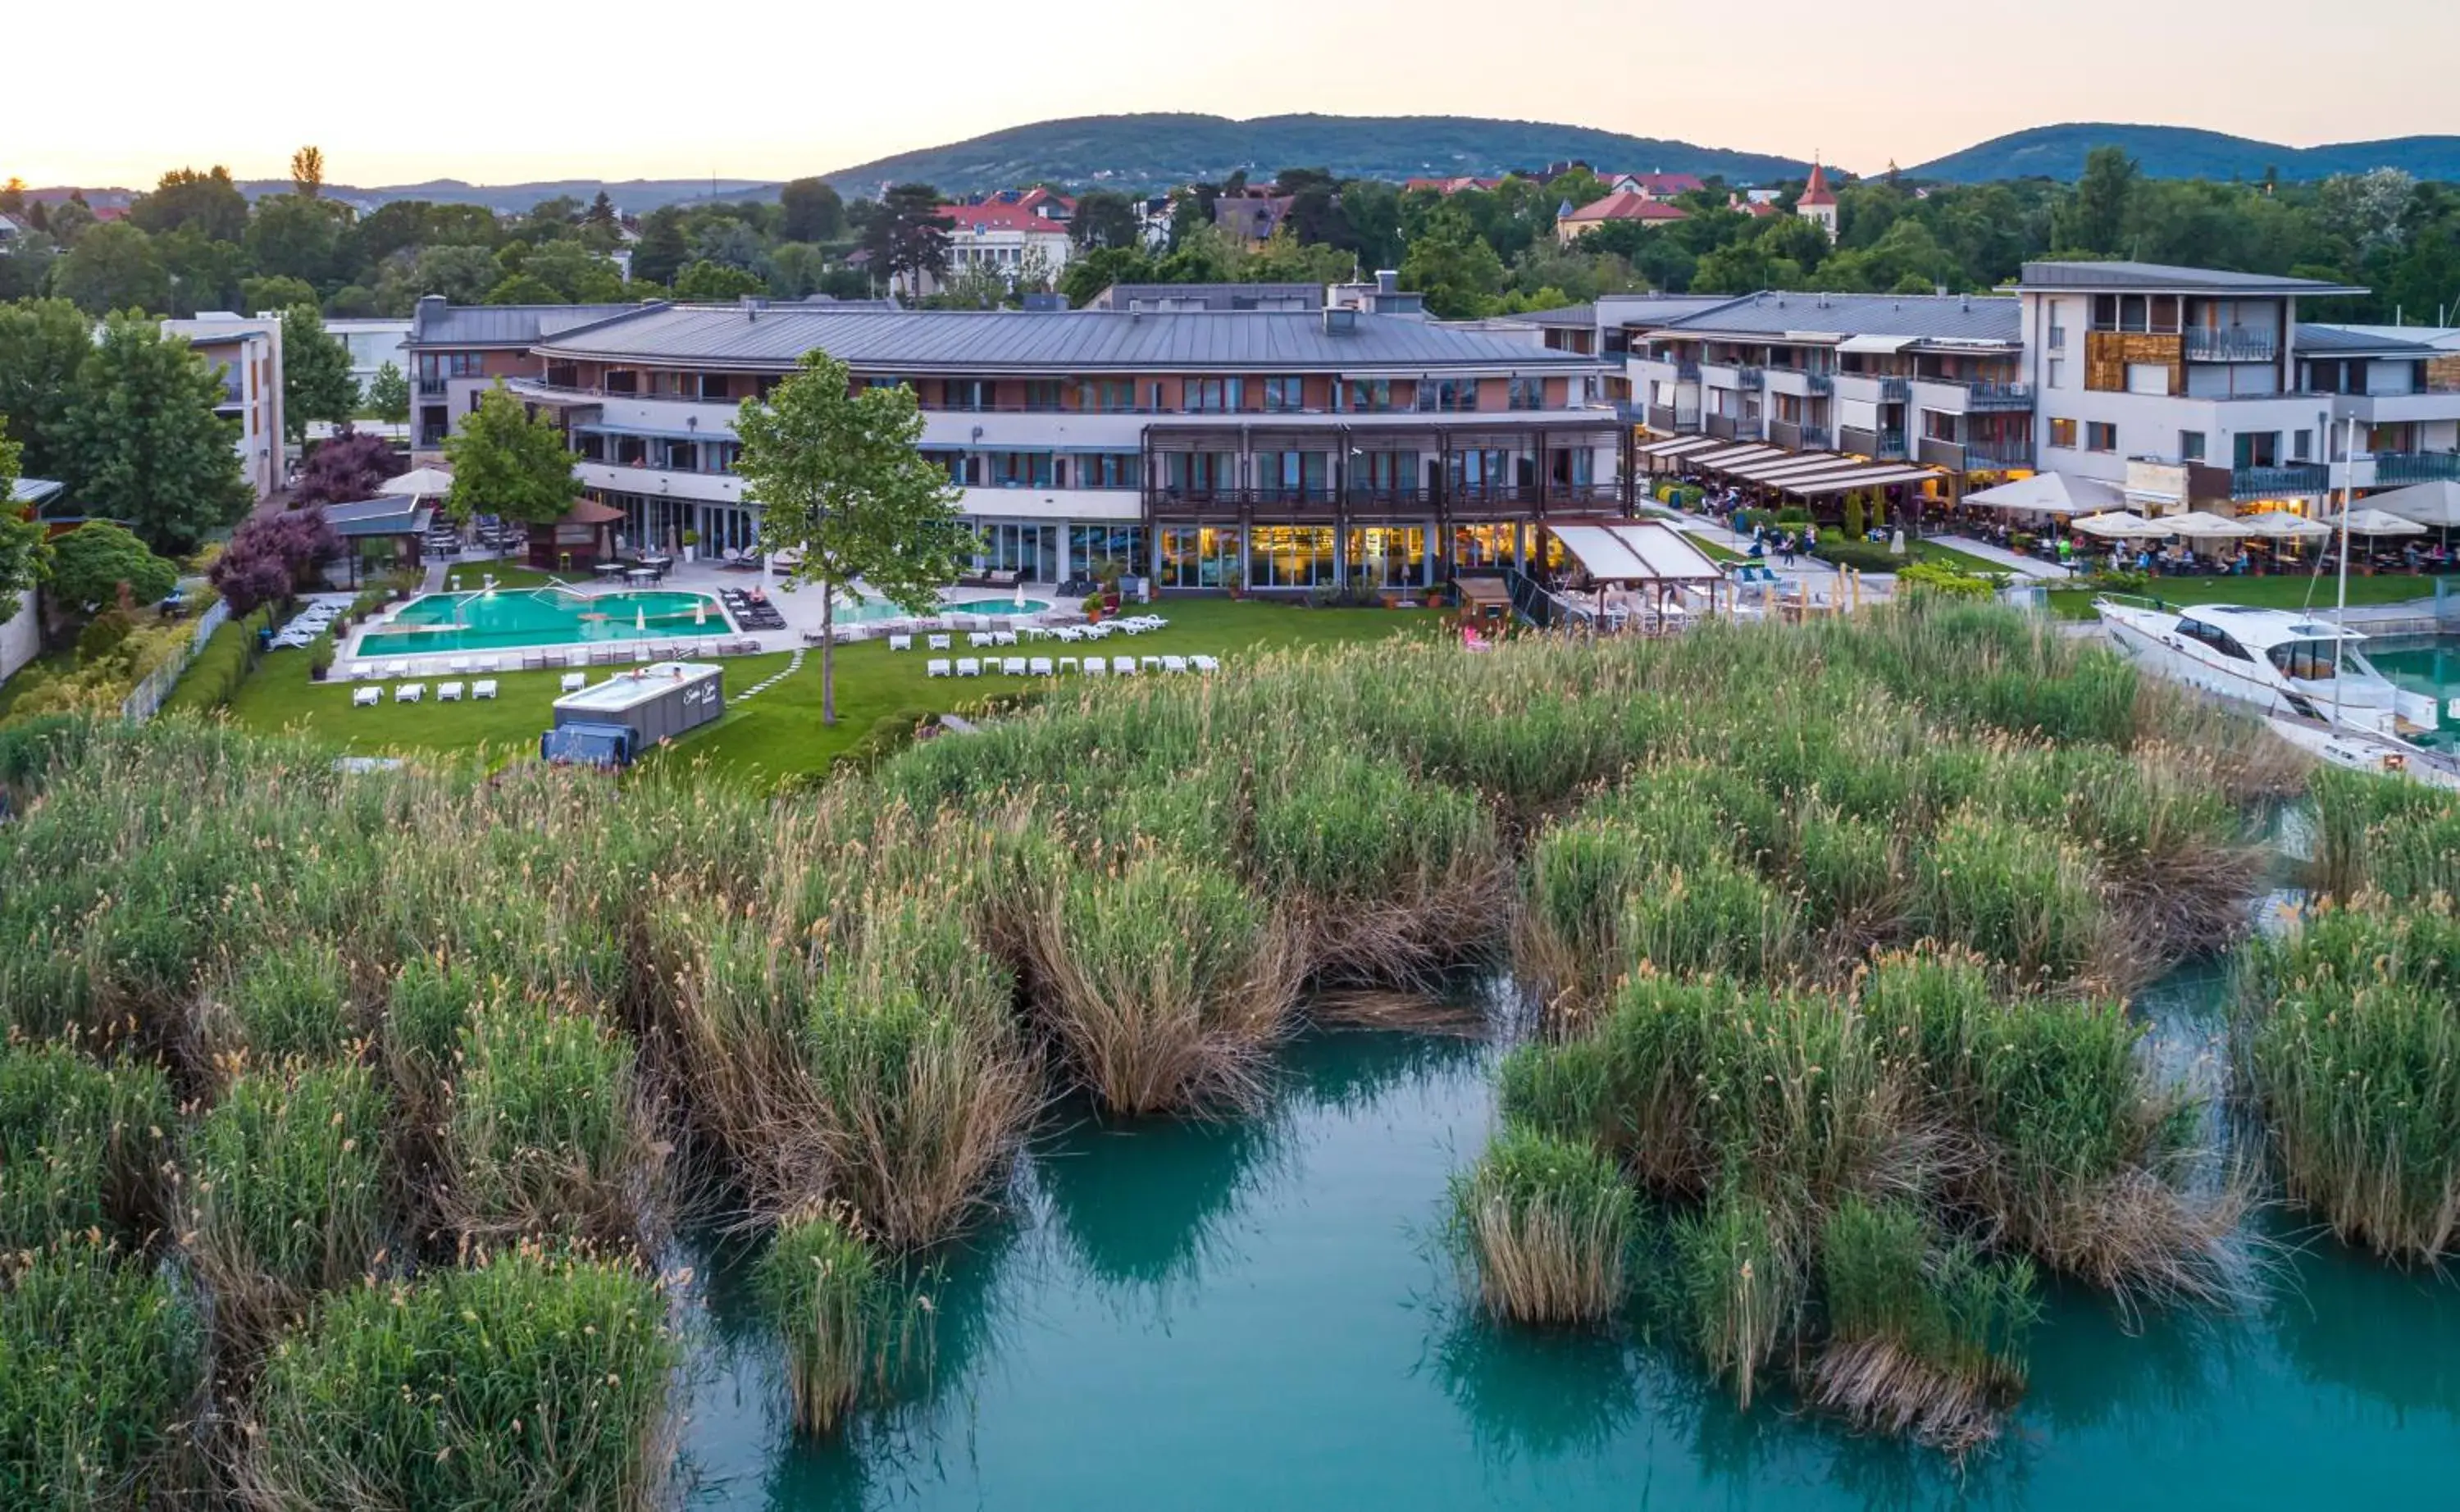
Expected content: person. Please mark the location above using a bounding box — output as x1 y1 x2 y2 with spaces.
1779 531 1798 567
1747 536 1766 561
1806 522 1820 551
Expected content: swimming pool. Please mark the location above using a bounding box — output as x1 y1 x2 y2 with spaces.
360 588 732 654
831 594 1055 625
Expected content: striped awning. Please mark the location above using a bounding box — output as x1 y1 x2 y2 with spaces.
1547 521 1726 582
1638 435 1723 458
1782 465 1943 497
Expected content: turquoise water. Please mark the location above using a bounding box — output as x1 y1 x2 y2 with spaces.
362 589 731 654
668 978 2460 1510
831 595 1055 626
2371 633 2460 751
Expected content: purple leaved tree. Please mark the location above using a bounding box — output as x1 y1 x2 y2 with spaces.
292 428 405 508
212 507 343 617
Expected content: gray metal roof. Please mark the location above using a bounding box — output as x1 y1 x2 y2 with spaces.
321 497 435 535
1521 303 1597 328
1653 290 2020 346
408 300 647 349
10 477 66 506
2016 260 2369 297
1597 295 1742 330
531 304 1605 373
1086 283 1323 311
2294 323 2440 358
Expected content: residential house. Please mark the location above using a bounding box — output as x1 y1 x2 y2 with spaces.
326 317 412 400
1555 192 1688 246
1214 194 1296 245
1603 172 1704 200
928 193 1076 296
162 314 285 499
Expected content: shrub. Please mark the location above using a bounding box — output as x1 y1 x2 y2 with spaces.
0 1239 204 1510
1895 560 2000 600
159 606 272 714
1811 540 1903 573
754 1209 922 1435
1448 1124 1636 1327
0 1043 176 1251
444 1000 656 1246
244 1246 676 1511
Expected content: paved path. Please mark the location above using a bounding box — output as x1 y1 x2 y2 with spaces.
1925 534 2076 581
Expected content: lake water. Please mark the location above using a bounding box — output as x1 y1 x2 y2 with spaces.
668 975 2460 1510
2371 633 2460 751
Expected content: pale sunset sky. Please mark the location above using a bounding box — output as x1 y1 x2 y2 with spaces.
11 0 2452 188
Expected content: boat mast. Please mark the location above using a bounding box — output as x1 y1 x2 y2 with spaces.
2333 412 2356 732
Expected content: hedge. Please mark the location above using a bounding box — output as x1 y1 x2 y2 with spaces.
1811 541 1906 573
159 608 271 715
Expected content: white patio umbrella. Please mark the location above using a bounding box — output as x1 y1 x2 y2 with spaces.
2234 512 2332 539
2321 507 2428 536
2161 510 2251 538
2362 479 2460 530
378 467 456 501
1961 472 2124 517
2070 511 2175 540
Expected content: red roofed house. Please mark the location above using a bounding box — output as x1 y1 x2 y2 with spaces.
1555 191 1689 246
1403 176 1504 194
929 192 1077 297
1796 161 1839 242
1604 172 1704 201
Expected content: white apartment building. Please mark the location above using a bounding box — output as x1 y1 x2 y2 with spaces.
326 317 412 401
162 314 285 500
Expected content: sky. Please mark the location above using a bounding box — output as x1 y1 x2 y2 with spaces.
11 0 2453 189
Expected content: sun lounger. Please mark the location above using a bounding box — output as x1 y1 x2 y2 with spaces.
926 658 952 678
1001 657 1027 676
1084 658 1106 676
448 658 472 676
888 634 913 652
956 658 982 676
384 660 410 678
1139 655 1161 672
1191 655 1220 673
991 630 1018 647
472 680 497 699
353 686 380 707
968 631 993 648
1058 656 1079 674
927 634 951 651
438 681 464 702
1161 655 1188 673
1112 657 1137 675
1028 657 1054 676
394 682 425 703
560 672 586 692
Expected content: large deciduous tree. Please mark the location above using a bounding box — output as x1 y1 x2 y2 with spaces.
212 507 339 616
280 305 360 444
46 521 178 616
130 166 251 243
61 316 255 553
734 350 973 725
0 429 48 627
860 184 950 294
55 222 172 316
0 298 98 480
1068 190 1142 252
779 178 845 244
442 386 579 525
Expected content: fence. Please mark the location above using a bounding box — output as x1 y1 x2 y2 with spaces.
120 599 230 722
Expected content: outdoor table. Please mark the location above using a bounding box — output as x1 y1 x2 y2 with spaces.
626 567 655 584
594 562 626 578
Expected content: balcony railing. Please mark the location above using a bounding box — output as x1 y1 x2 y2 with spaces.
416 379 449 398
1767 418 1831 452
1966 439 2036 469
1647 404 1701 434
1705 413 1743 440
1805 372 1834 395
1966 381 2033 411
1674 359 1701 380
1916 436 1968 471
1840 426 1906 460
2184 330 2278 363
2369 451 2460 485
1143 483 1618 514
2231 462 2330 499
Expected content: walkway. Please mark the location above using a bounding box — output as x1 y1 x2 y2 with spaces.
1924 534 2076 581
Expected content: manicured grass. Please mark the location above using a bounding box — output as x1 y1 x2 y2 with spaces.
2046 573 2440 620
1903 540 2025 577
221 599 1439 782
428 561 565 591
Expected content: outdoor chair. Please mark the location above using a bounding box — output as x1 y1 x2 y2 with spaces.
968 631 994 648
1161 656 1189 674
448 658 472 676
927 634 952 651
1191 655 1220 674
394 683 425 703
1084 658 1107 676
1028 657 1054 676
927 658 952 678
439 682 464 702
1140 656 1161 672
1058 656 1079 674
888 634 913 652
1112 657 1137 675
991 630 1018 647
1001 658 1027 676
956 658 982 677
560 672 587 693
472 680 498 699
384 661 410 678
353 687 380 708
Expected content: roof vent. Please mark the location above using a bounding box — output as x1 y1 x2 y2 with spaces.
1375 268 1399 294
1323 307 1359 336
740 294 767 321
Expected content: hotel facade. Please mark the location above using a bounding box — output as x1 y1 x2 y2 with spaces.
485 298 1625 591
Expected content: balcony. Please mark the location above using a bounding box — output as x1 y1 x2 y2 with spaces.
1965 381 2033 412
1766 417 1830 452
417 378 449 398
1839 426 1906 460
1646 403 1700 434
1966 438 2035 470
2368 451 2460 485
1916 436 1967 471
1705 412 1745 440
2230 462 2330 499
2183 330 2277 363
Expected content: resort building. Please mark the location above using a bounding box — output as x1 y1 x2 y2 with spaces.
162 315 285 499
403 295 642 457
326 317 412 402
499 297 1623 590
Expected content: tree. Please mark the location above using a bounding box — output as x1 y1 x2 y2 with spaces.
55 222 172 315
734 350 973 725
1398 207 1506 318
2069 146 2139 256
401 244 499 305
673 261 767 300
585 190 619 229
442 386 578 525
212 507 339 614
633 206 690 287
278 305 359 444
46 521 178 616
1069 190 1141 252
1245 229 1355 285
689 220 769 275
61 316 254 553
159 227 251 316
366 362 410 425
293 428 403 506
291 146 326 199
483 273 565 305
0 298 101 479
1059 244 1157 307
779 178 845 243
242 274 317 312
130 166 251 243
860 184 950 294
0 429 47 628
767 242 831 298
247 194 347 289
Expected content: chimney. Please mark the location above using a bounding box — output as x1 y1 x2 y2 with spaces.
1375 269 1398 295
740 294 767 320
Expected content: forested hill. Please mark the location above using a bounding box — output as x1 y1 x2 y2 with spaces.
815 114 1810 194
1910 124 2460 183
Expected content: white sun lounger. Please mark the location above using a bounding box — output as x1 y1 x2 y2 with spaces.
560 672 586 693
1112 657 1137 675
352 686 380 707
887 634 913 652
1058 656 1079 674
1139 655 1161 672
956 658 982 676
438 681 464 702
926 658 952 677
1000 657 1027 676
1084 658 1106 676
968 631 993 648
1191 655 1220 673
927 634 951 651
472 680 497 699
384 660 410 678
1028 657 1053 676
991 630 1018 647
1161 655 1189 673
394 682 425 703
448 658 472 675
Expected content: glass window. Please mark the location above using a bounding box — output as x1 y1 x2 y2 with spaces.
1263 376 1305 412
1025 380 1063 412
1247 526 1335 588
2048 417 2077 449
1068 525 1148 577
1417 379 1478 412
1355 451 1419 498
2180 430 2205 462
1158 526 1243 590
2085 421 2117 453
2293 429 2312 462
1346 526 1426 587
1345 379 1392 412
1507 377 1545 411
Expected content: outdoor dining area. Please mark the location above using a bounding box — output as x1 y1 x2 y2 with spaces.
1962 474 2460 578
590 551 677 587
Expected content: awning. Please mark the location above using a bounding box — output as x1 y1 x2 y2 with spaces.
1638 435 1722 458
1689 444 1786 470
1837 335 1916 355
1737 455 1864 482
1548 521 1725 582
1963 472 2125 516
2072 511 2175 540
1720 452 1847 480
2321 507 2428 536
1784 466 1942 497
2360 478 2460 529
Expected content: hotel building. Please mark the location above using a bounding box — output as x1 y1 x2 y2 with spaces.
497 296 1624 590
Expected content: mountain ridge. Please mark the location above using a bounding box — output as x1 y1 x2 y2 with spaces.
1908 122 2460 182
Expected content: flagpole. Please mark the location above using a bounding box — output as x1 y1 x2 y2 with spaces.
2333 412 2354 732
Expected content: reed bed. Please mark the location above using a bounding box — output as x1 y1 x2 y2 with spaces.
0 1237 203 1511
1447 1124 1636 1327
443 997 663 1248
0 1042 175 1251
2309 763 2460 903
754 1207 924 1436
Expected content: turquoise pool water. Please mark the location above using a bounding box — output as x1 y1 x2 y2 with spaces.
665 973 2460 1510
360 589 731 654
831 594 1055 625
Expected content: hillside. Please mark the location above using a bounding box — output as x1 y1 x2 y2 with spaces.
814 113 1809 194
1910 123 2460 182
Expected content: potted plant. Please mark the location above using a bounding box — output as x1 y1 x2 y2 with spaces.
681 528 699 563
1082 592 1105 623
308 637 335 682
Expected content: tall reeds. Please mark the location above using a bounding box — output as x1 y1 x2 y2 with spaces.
754 1207 923 1436
443 997 662 1247
1674 1182 1801 1410
0 1237 203 1511
1448 1125 1636 1327
0 1042 174 1251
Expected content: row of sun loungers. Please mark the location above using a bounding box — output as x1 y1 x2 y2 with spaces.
347 638 763 681
353 680 498 707
926 654 1219 678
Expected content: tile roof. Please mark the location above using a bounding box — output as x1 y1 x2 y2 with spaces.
2016 260 2368 296
1797 163 1837 207
1610 172 1705 197
530 303 1605 373
1561 191 1688 225
1655 290 2021 345
938 201 1070 235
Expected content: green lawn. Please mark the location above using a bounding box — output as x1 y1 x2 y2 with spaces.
2045 573 2441 621
1902 540 2023 576
223 599 1440 784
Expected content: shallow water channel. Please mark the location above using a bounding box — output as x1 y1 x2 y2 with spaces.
661 957 2460 1510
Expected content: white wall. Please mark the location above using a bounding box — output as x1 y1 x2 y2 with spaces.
0 590 37 685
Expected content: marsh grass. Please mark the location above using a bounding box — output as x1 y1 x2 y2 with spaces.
1448 1124 1636 1328
1674 1183 1801 1410
753 1208 926 1436
1914 808 2118 990
0 1042 175 1250
0 1237 204 1511
2310 764 2460 903
200 936 357 1072
241 1244 676 1512
444 999 663 1248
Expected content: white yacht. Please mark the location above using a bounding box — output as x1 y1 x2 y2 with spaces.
2094 598 2441 740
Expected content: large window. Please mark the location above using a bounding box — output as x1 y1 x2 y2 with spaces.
1024 380 1063 412
1345 379 1394 412
1262 376 1305 412
1258 451 1328 501
1346 527 1426 587
2085 421 2117 453
983 451 1056 488
1158 526 1242 589
1068 524 1147 576
1160 453 1237 495
2089 294 2180 334
1418 378 1478 413
1451 522 1523 570
1507 377 1545 411
1354 451 1419 498
971 521 1058 581
1078 453 1142 490
1248 526 1335 588
2048 417 2078 449
1076 380 1140 412
1183 377 1241 412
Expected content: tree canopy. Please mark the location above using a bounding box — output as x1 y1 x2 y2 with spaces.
46 521 178 615
61 317 253 553
280 305 360 443
0 427 46 627
441 386 579 525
